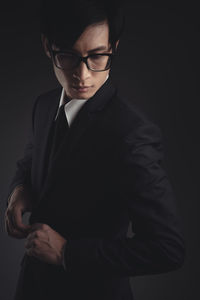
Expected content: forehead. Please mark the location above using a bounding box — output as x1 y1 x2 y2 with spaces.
54 21 110 52
73 21 110 53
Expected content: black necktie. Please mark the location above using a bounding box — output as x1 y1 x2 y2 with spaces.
48 102 70 168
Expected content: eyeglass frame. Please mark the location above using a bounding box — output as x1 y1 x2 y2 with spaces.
48 45 116 72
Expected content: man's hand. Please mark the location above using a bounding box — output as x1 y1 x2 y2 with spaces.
5 185 32 239
25 223 67 266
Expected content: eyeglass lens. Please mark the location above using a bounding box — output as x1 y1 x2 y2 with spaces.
54 53 111 71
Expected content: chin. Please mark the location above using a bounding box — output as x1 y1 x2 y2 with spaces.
71 88 96 99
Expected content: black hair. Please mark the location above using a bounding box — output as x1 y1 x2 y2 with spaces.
39 0 125 53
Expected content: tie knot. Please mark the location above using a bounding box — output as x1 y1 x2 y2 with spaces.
58 94 70 115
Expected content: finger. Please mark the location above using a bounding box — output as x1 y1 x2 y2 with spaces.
25 239 40 257
26 247 41 261
27 229 46 240
5 214 28 239
25 243 47 264
6 217 26 238
26 246 34 257
11 208 31 233
25 237 36 249
29 223 49 233
5 210 29 239
26 232 39 244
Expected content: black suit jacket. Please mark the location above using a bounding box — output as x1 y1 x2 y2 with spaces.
7 76 185 300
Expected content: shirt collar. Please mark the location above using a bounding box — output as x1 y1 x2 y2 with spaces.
55 74 109 120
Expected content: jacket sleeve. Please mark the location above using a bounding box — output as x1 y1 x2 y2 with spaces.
63 120 186 277
5 96 40 207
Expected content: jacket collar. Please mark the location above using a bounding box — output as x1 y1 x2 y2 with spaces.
85 75 116 113
55 74 116 116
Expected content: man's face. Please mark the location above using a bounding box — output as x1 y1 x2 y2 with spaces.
42 21 119 100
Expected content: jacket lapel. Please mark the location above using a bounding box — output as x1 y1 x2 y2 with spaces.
37 88 61 189
38 76 117 203
65 76 117 156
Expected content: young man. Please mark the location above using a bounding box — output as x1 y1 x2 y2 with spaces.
5 1 185 299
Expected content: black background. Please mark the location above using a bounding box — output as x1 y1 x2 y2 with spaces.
0 1 199 299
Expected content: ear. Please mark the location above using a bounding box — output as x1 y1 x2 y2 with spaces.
41 34 51 58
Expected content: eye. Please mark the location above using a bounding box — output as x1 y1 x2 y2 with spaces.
57 52 77 59
90 54 102 59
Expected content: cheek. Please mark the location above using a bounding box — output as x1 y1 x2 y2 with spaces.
54 68 71 87
96 72 109 86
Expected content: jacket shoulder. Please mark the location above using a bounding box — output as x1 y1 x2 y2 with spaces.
35 86 62 106
106 92 162 140
31 86 62 119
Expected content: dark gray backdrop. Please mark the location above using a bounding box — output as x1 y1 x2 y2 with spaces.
0 1 199 299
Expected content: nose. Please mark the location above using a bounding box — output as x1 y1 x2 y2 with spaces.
73 60 91 82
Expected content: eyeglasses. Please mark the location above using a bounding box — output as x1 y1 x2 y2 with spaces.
49 48 115 72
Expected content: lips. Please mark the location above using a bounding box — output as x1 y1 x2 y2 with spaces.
73 86 91 89
72 85 92 93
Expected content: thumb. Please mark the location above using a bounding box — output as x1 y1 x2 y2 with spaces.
12 208 31 233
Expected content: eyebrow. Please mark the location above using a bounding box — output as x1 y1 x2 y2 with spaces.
66 46 109 54
54 45 110 55
87 46 108 53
